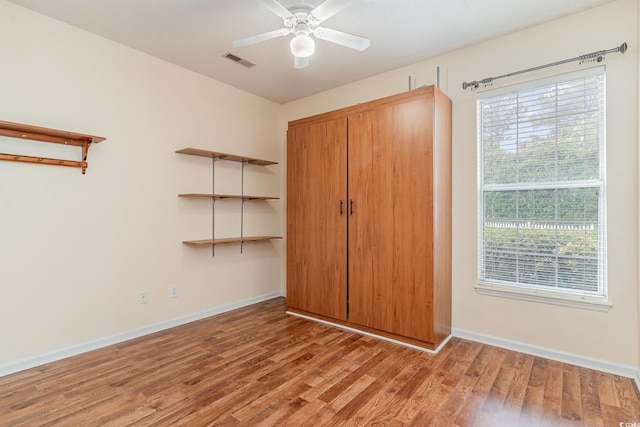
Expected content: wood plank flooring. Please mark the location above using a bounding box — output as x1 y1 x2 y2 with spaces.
1 297 639 426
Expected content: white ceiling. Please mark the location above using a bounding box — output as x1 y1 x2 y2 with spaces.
8 0 615 103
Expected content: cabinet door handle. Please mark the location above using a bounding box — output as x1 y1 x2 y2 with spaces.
340 200 344 215
350 199 354 215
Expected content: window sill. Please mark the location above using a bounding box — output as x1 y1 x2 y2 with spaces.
474 283 612 312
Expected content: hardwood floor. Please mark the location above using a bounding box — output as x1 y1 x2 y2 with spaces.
1 297 639 426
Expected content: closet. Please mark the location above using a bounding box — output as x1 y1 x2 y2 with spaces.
287 86 452 351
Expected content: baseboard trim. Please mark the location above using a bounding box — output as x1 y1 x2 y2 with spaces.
286 311 452 354
0 291 285 378
452 327 638 379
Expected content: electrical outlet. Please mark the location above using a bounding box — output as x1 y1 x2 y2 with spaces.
170 285 178 298
139 290 149 304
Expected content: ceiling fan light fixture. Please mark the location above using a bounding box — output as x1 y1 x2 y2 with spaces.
290 33 315 58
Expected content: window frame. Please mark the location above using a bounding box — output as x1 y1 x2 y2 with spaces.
476 66 610 311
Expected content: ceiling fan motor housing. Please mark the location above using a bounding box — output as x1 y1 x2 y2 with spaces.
285 7 320 30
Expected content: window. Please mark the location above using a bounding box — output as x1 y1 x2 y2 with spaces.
477 67 607 302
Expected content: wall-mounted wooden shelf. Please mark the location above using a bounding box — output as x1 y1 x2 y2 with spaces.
183 236 282 247
175 148 277 166
0 120 105 174
178 193 279 201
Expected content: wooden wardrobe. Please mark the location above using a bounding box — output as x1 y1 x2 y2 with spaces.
287 86 451 351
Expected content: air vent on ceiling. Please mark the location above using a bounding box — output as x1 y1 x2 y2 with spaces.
223 52 255 68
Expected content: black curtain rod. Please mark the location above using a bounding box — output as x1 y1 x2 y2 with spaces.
462 42 628 90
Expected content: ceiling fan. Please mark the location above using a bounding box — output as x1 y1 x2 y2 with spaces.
233 0 370 69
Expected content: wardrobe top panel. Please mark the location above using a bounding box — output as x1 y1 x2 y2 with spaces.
287 85 450 130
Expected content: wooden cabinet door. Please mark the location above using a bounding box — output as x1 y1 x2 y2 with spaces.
348 95 435 342
287 118 348 321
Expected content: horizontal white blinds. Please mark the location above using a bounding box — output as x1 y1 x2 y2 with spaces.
478 67 606 297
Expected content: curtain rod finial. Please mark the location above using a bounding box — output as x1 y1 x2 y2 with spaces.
619 42 628 54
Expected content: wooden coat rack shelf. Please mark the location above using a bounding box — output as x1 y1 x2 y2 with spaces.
0 120 106 174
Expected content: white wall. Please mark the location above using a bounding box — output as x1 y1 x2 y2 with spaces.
0 1 282 368
283 0 639 368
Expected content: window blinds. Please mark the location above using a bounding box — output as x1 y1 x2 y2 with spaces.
478 67 606 298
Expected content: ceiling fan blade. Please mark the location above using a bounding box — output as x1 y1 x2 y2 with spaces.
255 0 293 19
314 27 370 51
233 28 289 47
311 0 355 22
294 56 309 69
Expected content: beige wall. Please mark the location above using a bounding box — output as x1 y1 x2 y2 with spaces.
283 0 639 367
0 1 282 366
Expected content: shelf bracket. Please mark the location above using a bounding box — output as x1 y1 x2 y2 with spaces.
240 161 246 254
81 139 92 174
212 157 217 257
